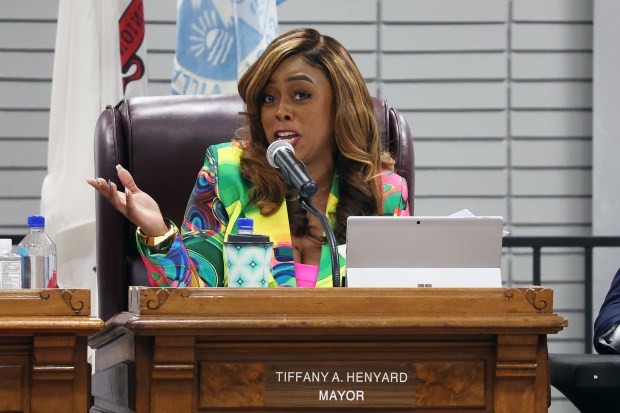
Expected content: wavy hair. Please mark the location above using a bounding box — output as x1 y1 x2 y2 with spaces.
236 28 395 242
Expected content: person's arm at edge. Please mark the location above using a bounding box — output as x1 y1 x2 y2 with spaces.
594 267 620 354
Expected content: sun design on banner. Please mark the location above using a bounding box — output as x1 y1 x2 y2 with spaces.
172 0 278 95
190 8 234 65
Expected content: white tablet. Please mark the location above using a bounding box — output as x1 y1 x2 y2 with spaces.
345 216 504 288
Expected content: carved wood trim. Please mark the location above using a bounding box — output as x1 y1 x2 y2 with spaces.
132 287 189 313
61 289 86 314
0 288 95 317
504 288 552 312
39 289 87 314
129 287 560 317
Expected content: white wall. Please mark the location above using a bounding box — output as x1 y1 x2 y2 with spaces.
0 0 57 235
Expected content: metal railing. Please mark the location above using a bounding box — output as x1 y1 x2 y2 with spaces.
503 236 620 354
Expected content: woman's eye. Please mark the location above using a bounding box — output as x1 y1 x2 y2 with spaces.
294 91 310 101
260 94 275 104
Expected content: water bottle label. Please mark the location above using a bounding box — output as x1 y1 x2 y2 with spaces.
0 261 21 289
17 247 29 257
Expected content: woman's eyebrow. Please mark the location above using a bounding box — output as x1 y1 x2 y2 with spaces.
286 74 315 85
266 74 316 85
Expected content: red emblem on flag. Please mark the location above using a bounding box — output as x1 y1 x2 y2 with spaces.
119 0 145 92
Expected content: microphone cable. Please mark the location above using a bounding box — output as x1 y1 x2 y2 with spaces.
298 196 341 288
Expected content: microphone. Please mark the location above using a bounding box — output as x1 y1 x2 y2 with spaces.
266 140 342 287
266 140 318 199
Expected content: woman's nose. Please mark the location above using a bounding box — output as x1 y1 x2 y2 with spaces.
275 102 292 121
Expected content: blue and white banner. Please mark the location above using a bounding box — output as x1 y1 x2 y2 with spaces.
172 0 279 95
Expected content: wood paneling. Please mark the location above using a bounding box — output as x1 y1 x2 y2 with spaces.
90 287 566 412
0 289 103 413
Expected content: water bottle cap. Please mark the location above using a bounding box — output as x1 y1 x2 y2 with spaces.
27 215 45 228
237 217 253 232
0 239 12 252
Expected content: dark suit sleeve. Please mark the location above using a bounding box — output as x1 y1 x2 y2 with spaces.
593 267 620 354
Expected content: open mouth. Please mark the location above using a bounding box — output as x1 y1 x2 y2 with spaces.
274 131 300 147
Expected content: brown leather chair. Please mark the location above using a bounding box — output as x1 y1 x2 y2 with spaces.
94 94 414 321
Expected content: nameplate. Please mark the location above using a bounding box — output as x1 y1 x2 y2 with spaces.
199 360 493 409
264 362 415 407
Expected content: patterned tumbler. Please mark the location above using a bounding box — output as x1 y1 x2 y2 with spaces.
224 234 273 288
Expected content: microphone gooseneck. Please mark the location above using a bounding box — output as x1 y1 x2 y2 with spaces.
298 197 341 288
266 140 318 199
266 140 342 287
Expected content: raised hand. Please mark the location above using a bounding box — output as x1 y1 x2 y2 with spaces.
86 165 168 236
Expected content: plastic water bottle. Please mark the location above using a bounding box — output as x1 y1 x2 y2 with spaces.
18 215 57 288
237 218 254 235
0 239 21 289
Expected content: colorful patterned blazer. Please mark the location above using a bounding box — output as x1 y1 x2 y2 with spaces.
137 142 410 288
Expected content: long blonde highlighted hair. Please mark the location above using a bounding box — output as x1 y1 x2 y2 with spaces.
237 28 395 242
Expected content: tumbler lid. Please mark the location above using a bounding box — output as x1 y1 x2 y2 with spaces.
226 234 272 245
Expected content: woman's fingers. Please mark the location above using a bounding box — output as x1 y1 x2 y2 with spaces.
87 177 127 215
87 178 112 200
116 164 140 193
86 177 104 190
107 181 127 210
87 175 164 233
124 186 165 234
125 187 136 217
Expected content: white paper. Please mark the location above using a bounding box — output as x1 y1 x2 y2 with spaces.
449 209 510 237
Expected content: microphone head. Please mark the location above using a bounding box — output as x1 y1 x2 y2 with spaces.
266 140 294 169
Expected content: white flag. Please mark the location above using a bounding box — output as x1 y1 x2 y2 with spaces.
172 0 279 95
40 0 148 316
